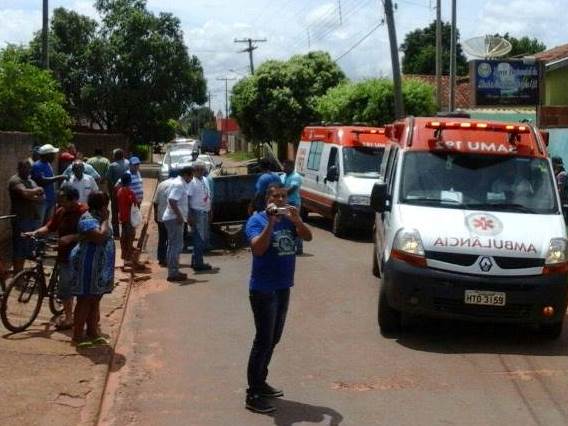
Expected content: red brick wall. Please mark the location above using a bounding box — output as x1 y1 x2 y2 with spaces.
539 106 568 128
71 132 130 160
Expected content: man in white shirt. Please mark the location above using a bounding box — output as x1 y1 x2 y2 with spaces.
153 170 181 266
188 161 214 271
162 166 193 282
67 160 99 204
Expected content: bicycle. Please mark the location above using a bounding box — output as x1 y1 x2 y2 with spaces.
1 236 64 332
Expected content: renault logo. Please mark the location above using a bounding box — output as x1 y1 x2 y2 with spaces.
479 257 493 272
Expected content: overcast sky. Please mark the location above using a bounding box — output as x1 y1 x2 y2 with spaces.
0 0 566 114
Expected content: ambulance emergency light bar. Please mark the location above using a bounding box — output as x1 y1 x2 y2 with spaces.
426 121 530 133
351 128 385 135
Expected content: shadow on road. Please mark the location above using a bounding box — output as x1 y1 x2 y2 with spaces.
270 399 343 426
305 215 372 243
395 318 568 356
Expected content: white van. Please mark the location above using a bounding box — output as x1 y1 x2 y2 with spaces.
296 125 387 236
372 117 568 338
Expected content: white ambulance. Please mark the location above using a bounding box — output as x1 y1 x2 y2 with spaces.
295 125 388 237
372 117 568 338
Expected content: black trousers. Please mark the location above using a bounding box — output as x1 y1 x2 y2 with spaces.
157 221 168 264
247 288 290 393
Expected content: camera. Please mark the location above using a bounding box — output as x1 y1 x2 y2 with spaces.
269 206 288 216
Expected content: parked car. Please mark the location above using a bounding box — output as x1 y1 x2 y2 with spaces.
167 138 200 153
159 147 218 181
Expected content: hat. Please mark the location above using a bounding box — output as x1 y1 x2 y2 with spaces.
552 156 564 165
129 156 141 165
38 144 59 155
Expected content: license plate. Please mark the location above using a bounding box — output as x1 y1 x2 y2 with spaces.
464 290 506 306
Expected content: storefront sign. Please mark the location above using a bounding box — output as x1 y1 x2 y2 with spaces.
471 60 541 106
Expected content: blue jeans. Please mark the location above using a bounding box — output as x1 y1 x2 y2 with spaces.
190 209 209 267
247 288 290 393
164 220 183 277
157 221 168 264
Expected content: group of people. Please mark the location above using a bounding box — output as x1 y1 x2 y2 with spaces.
152 161 213 282
7 143 145 347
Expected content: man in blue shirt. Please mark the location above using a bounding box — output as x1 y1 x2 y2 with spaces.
281 160 304 254
31 144 67 224
244 182 312 414
253 159 281 212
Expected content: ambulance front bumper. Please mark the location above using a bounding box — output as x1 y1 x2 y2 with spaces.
383 258 568 324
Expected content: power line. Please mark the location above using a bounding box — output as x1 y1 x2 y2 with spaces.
334 21 384 62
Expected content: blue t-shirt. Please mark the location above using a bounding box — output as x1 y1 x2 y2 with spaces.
281 172 303 207
246 212 297 291
31 160 55 204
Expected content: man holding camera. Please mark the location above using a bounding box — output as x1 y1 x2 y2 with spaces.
244 182 312 414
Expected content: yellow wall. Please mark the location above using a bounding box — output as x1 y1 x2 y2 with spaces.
546 68 568 105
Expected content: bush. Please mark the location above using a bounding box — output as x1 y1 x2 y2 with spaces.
316 78 436 125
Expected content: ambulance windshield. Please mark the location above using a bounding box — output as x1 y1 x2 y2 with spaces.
400 152 558 214
342 147 385 177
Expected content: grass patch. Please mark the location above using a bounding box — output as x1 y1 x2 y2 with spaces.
226 151 257 162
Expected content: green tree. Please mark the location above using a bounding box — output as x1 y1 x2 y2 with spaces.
28 0 207 143
316 78 436 125
28 8 98 119
401 21 468 75
0 50 71 145
494 33 546 57
231 51 345 157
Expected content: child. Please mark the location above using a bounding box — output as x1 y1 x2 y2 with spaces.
116 172 139 270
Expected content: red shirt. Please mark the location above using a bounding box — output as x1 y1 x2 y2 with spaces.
117 186 137 224
46 203 88 262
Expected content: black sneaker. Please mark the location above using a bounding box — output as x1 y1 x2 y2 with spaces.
259 383 284 398
245 394 276 414
193 264 213 271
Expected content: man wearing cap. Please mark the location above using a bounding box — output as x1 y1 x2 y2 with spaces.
153 169 179 266
125 157 144 204
188 161 214 271
31 144 67 224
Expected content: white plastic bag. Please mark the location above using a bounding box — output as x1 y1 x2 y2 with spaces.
130 205 142 228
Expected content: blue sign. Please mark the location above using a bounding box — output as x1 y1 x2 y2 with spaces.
472 60 541 106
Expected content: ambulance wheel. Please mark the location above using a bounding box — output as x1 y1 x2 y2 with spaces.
378 287 401 336
300 206 309 222
539 321 563 340
372 244 381 278
332 209 347 238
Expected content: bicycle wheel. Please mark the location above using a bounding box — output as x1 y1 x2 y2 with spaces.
47 264 64 316
1 270 44 332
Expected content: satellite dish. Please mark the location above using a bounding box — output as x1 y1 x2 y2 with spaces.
462 35 512 59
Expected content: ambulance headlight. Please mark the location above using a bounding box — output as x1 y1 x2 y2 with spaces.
545 238 568 265
393 228 425 256
349 195 370 206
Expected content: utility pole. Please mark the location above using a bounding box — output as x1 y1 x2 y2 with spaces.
234 38 267 75
338 0 343 24
383 0 404 119
208 91 211 111
449 0 457 112
42 0 49 69
216 77 236 150
435 0 442 111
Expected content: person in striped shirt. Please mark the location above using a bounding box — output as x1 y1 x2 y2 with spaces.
126 156 143 204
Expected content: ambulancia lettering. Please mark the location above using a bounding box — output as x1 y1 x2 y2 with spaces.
433 237 537 254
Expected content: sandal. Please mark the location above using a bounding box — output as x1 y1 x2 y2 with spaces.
91 336 110 346
74 340 94 349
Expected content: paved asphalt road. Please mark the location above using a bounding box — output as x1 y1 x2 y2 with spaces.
100 215 568 426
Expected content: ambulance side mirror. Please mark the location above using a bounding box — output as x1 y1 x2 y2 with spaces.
371 182 390 212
